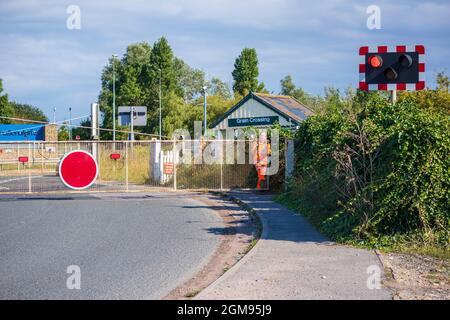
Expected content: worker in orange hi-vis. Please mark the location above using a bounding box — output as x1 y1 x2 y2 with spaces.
255 132 271 190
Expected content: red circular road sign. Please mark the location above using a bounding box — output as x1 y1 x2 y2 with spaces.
59 150 98 190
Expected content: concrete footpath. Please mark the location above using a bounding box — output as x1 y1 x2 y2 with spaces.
196 191 392 300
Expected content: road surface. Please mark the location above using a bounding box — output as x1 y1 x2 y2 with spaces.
0 192 222 299
0 174 121 193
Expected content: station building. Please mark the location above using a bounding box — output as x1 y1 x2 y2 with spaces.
211 92 314 138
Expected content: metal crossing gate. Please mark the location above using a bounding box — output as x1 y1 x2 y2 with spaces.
0 140 269 193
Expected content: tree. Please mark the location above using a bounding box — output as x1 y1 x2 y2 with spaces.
174 57 206 102
58 125 69 141
8 102 48 123
148 37 176 94
119 42 152 107
119 65 146 106
98 42 153 139
144 37 178 134
280 75 296 96
209 77 232 100
98 55 124 139
72 118 92 140
0 79 13 124
161 92 189 137
123 42 152 69
398 71 450 115
232 48 260 96
97 38 234 137
436 71 449 92
279 75 323 111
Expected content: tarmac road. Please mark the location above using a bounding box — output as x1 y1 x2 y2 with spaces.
0 174 118 193
0 192 222 299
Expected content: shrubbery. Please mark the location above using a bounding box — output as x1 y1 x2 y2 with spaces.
279 89 450 253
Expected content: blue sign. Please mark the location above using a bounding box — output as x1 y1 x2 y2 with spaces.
0 124 45 141
228 116 279 127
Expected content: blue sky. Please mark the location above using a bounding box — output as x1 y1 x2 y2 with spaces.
1 0 449 121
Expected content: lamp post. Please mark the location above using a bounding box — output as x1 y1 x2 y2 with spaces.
69 107 72 140
203 86 207 136
130 106 134 141
158 68 162 140
112 54 118 141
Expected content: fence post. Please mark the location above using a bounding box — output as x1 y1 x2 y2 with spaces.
28 143 32 193
125 141 129 191
220 161 223 191
41 143 44 173
17 144 20 172
173 140 177 190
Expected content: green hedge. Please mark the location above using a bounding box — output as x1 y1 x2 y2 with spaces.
279 93 450 252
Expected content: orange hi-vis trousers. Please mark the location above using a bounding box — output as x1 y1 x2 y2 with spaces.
255 142 271 189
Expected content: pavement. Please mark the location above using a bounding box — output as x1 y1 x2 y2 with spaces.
196 190 393 300
0 192 223 299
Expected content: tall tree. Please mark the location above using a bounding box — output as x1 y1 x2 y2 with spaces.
119 65 146 106
174 57 206 102
280 75 296 96
123 42 152 69
209 77 232 100
97 38 235 137
0 79 13 124
98 55 124 139
146 37 177 134
232 48 260 96
279 74 323 111
148 37 176 94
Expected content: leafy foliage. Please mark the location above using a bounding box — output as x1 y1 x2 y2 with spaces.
279 78 450 252
97 38 240 139
8 101 48 123
232 48 261 96
71 118 91 140
0 79 13 123
0 79 48 125
162 93 240 138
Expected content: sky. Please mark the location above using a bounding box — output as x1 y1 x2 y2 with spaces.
0 0 449 121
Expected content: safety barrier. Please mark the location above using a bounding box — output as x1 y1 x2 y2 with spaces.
0 140 270 193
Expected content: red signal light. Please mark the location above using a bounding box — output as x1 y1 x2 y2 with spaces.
368 55 383 68
110 153 121 160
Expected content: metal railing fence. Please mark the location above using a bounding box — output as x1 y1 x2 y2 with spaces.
0 140 269 193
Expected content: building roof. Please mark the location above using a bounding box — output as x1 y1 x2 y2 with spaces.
211 92 314 129
253 93 314 122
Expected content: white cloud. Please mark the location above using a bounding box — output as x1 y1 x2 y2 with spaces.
0 0 449 117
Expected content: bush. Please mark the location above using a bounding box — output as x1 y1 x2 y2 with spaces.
279 92 450 252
